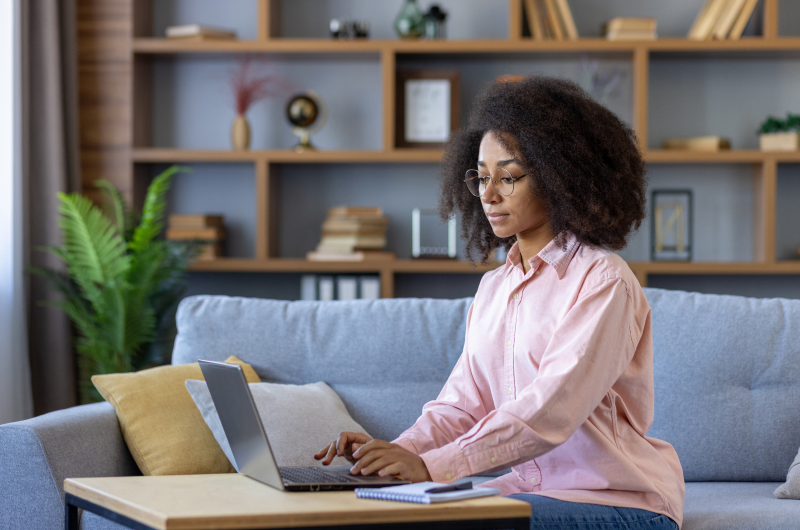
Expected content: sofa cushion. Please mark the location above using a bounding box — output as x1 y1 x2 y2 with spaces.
172 297 472 441
186 380 370 468
644 288 800 482
92 356 259 476
774 446 800 499
684 482 800 530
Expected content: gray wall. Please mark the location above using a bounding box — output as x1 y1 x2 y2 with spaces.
151 0 800 301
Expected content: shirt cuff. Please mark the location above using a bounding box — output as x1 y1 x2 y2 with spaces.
419 442 471 483
391 436 420 455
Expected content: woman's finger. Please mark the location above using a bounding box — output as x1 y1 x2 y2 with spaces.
359 454 396 476
313 443 332 459
322 441 338 465
350 448 387 474
377 462 405 477
353 439 391 459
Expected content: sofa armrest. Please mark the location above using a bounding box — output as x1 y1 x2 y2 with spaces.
0 402 140 530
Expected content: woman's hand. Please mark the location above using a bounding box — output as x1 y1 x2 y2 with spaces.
314 432 373 465
349 439 432 483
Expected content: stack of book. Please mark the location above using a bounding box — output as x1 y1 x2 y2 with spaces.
604 18 657 40
307 207 395 262
523 0 578 41
166 214 225 260
688 0 759 40
165 24 237 40
662 136 731 152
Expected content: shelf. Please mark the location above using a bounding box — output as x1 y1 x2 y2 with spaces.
132 37 800 56
188 258 501 274
133 148 800 165
132 149 443 164
188 259 800 276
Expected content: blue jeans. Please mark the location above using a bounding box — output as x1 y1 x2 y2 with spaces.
508 494 679 530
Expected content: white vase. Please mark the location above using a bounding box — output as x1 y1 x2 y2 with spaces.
231 114 251 150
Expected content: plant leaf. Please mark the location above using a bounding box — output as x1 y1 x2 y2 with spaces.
130 165 190 255
57 192 130 286
95 179 129 234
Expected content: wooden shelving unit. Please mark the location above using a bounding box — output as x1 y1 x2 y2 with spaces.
106 0 800 298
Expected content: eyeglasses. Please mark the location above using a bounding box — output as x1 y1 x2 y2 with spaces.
464 168 532 198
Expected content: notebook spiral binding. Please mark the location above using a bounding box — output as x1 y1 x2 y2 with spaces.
355 489 431 504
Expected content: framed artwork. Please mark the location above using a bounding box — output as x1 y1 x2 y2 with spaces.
651 190 692 261
396 70 460 148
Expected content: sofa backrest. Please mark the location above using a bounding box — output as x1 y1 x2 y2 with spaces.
173 296 471 443
173 289 800 482
644 287 800 482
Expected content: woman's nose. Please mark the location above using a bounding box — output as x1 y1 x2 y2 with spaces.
481 178 500 203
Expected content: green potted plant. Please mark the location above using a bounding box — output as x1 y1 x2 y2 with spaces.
758 113 800 151
33 166 199 402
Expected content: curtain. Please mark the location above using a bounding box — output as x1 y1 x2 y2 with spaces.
0 0 33 425
24 0 82 414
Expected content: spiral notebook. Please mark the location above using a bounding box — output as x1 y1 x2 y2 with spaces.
355 481 501 504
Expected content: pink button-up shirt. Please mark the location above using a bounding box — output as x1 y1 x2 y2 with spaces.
393 234 685 527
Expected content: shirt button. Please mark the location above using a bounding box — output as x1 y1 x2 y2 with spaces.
507 388 513 395
530 477 537 483
490 456 497 464
513 292 520 299
507 339 512 346
535 270 541 276
445 472 452 480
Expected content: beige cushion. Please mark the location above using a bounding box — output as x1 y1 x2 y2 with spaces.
92 356 260 476
185 380 369 469
775 446 800 499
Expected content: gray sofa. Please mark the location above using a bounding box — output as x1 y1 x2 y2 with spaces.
2 288 800 529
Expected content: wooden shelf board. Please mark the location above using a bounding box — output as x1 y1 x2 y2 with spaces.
645 150 800 163
133 38 800 55
190 259 800 275
188 258 500 274
132 149 443 164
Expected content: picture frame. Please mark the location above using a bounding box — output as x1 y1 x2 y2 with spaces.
395 70 460 148
651 189 693 262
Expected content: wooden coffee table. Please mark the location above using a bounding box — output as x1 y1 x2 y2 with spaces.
64 474 531 530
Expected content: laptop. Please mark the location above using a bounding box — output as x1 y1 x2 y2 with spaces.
199 359 410 491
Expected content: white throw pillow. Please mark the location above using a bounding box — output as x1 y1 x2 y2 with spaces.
774 446 800 499
185 379 369 470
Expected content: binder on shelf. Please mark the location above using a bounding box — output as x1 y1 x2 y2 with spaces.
712 0 749 40
300 275 317 301
728 0 760 40
318 276 335 302
542 0 563 40
688 0 729 40
523 0 544 40
359 276 381 300
554 0 579 40
337 277 358 301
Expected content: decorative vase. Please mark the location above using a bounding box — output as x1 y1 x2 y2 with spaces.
231 114 251 150
394 0 424 39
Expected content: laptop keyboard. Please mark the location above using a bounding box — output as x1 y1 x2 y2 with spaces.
280 466 359 484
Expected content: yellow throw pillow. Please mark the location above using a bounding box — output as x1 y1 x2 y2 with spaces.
92 356 260 476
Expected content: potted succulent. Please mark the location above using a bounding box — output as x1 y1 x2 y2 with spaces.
758 113 800 151
32 166 199 402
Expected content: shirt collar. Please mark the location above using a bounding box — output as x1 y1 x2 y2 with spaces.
503 233 581 279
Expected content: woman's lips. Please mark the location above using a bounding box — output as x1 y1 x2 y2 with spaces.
486 212 509 223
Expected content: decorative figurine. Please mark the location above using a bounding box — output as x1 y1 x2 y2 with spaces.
423 5 447 39
651 190 692 261
286 91 327 152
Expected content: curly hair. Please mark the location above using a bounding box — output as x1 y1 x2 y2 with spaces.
440 75 646 263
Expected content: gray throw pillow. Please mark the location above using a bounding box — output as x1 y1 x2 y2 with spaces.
185 379 369 470
774 446 800 499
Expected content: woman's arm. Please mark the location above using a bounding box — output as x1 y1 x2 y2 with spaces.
392 303 489 455
416 276 641 482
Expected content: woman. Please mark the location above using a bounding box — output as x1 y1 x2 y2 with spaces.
315 76 684 530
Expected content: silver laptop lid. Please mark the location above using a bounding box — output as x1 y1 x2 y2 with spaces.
199 360 285 490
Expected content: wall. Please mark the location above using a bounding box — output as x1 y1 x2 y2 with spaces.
150 0 800 301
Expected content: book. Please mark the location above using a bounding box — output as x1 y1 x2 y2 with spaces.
713 0 748 39
524 0 544 40
688 0 729 40
318 236 387 249
165 24 237 40
728 0 760 40
359 276 381 299
306 250 396 262
168 214 224 229
662 136 731 151
542 0 563 40
606 29 657 41
355 482 501 504
555 0 579 40
196 242 222 261
327 206 383 218
605 17 657 33
166 227 225 241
